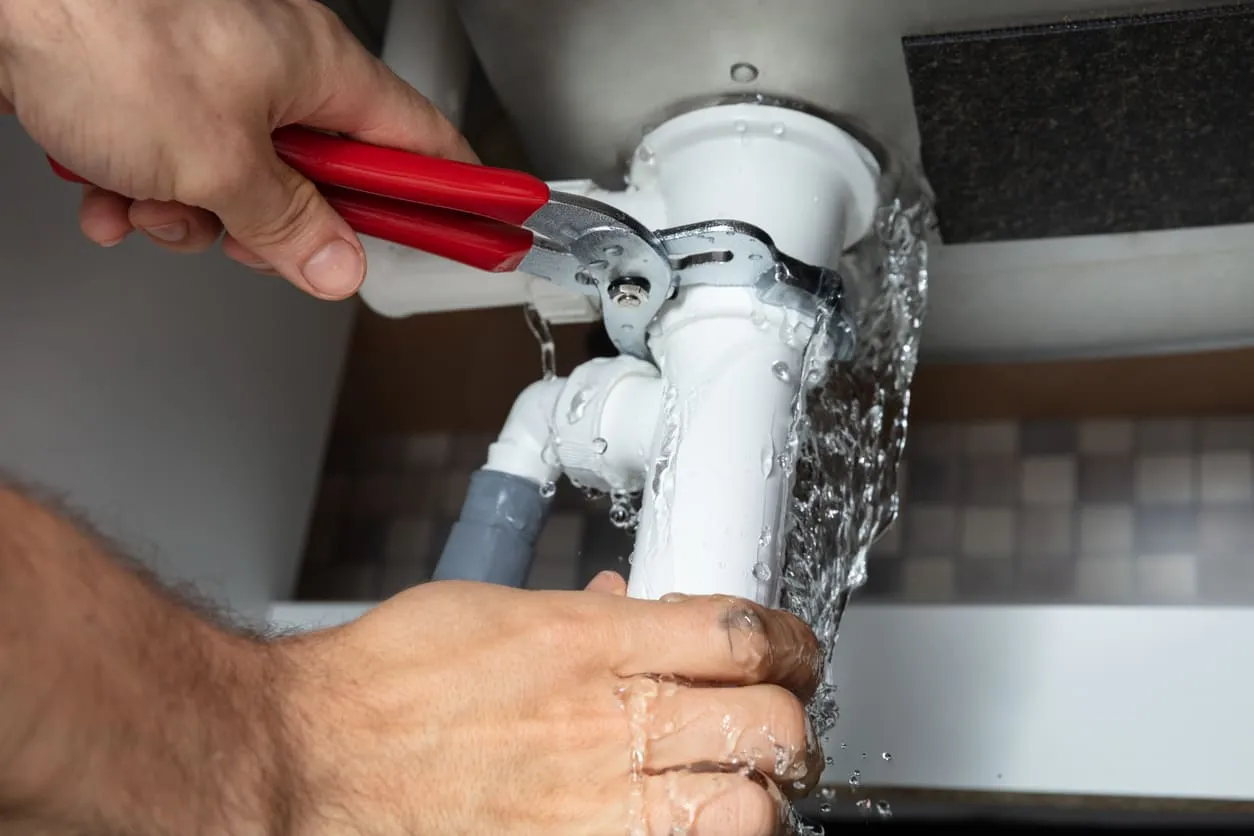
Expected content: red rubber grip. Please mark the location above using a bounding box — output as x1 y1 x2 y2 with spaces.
46 149 537 273
271 126 551 226
320 186 533 273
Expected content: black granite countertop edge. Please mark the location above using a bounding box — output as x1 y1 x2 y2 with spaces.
902 1 1253 47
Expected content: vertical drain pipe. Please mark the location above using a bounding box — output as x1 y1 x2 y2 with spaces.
622 104 881 605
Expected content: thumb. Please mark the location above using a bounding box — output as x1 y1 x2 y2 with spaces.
215 150 364 299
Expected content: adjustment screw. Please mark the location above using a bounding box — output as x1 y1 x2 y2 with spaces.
608 278 650 308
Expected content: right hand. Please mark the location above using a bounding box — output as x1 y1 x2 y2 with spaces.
276 578 822 835
0 0 475 299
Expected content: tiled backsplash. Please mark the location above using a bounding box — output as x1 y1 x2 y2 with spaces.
296 417 1254 606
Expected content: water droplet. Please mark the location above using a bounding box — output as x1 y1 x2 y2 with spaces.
748 252 764 261
636 145 654 164
771 361 792 383
840 742 848 750
818 803 832 815
733 119 748 134
848 769 861 789
752 562 772 582
855 798 872 813
539 481 557 499
882 752 892 762
860 752 867 760
566 388 591 423
592 437 608 454
817 787 836 801
603 244 623 257
772 122 786 137
729 62 759 83
760 446 774 477
824 755 834 765
875 800 893 818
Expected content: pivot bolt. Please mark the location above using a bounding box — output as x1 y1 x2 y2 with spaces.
608 278 650 308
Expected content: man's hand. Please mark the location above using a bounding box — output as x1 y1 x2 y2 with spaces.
0 0 475 299
0 485 822 836
277 580 822 835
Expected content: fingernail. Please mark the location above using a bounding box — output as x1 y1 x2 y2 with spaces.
143 222 187 243
301 238 363 297
660 592 689 604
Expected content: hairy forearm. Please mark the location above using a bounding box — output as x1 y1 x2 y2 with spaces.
0 486 294 835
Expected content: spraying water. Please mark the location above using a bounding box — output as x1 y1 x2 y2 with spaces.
779 174 933 831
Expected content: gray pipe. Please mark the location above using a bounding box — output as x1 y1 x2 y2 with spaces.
432 468 552 587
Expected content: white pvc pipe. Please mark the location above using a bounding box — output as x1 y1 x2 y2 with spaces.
484 378 565 486
629 103 881 268
618 106 879 605
625 286 815 604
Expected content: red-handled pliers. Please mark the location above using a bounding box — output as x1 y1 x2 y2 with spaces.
47 126 677 359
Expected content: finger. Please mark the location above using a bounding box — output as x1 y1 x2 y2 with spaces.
614 596 821 700
128 199 223 252
628 680 818 792
639 771 784 836
220 233 275 272
585 571 628 596
209 147 364 299
293 5 477 163
78 186 134 247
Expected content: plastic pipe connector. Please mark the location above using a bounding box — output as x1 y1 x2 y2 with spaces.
431 468 552 586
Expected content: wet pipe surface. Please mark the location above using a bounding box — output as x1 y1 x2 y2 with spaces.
904 3 1254 243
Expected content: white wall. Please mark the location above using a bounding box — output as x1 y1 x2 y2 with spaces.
0 117 355 618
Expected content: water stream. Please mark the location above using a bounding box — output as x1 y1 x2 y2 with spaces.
780 182 933 831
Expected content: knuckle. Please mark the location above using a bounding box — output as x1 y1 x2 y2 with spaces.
714 602 771 676
236 172 323 247
732 782 780 836
763 686 808 750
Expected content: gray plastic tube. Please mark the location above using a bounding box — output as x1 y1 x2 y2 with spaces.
431 468 552 587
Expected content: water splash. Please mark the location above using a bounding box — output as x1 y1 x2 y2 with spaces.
781 181 933 832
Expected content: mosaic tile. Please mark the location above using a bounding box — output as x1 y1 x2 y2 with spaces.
912 423 963 456
905 503 959 556
400 432 453 470
1078 419 1135 455
960 507 1016 557
382 517 435 566
859 557 902 598
1135 418 1195 454
1075 557 1135 602
1016 558 1076 600
963 421 1019 456
1198 451 1254 504
1135 554 1197 602
1199 417 1254 452
1077 504 1135 556
536 513 586 561
906 455 962 502
962 456 1019 505
1021 421 1078 455
956 558 1015 600
1197 508 1254 557
1021 455 1077 505
1135 507 1198 556
440 469 475 516
900 557 956 601
1198 556 1254 604
1134 454 1195 505
1078 455 1136 503
1018 507 1074 558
